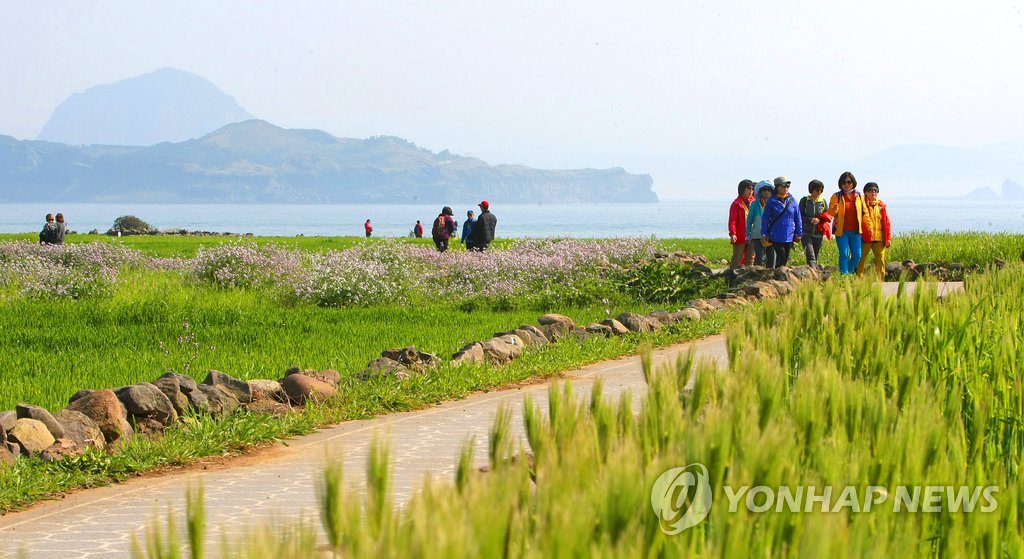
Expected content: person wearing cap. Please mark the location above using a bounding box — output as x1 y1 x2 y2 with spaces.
727 179 755 268
798 180 828 267
461 210 476 250
746 181 774 266
855 182 892 280
760 176 802 268
827 171 865 274
468 200 497 251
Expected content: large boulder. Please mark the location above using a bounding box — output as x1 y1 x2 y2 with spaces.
195 384 240 417
202 370 252 404
493 335 524 359
159 372 207 413
743 281 779 299
647 310 674 326
151 376 190 417
669 308 701 322
55 409 105 450
115 383 178 426
585 323 613 336
480 338 516 365
379 347 440 371
451 342 486 366
65 389 133 446
615 312 662 333
9 418 56 455
15 404 66 440
600 318 630 335
281 373 337 404
538 314 575 330
540 322 572 342
517 325 548 345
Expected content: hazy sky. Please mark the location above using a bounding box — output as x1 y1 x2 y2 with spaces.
2 1 1022 197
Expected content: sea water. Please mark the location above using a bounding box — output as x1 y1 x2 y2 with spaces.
1 199 1022 238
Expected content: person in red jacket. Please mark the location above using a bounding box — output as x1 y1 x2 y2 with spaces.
728 179 755 268
413 220 424 238
364 219 373 237
855 182 892 280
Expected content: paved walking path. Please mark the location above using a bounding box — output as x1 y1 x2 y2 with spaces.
0 281 964 558
1 336 729 558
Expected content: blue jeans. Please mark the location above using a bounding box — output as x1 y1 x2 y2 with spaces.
836 234 863 275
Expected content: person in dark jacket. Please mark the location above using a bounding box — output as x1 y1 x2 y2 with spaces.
798 180 827 267
461 210 476 250
39 213 59 245
431 206 458 252
469 200 497 251
760 176 803 268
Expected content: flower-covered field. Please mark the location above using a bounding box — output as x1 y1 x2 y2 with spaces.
0 238 720 410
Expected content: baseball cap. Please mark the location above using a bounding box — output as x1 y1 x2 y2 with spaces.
479 200 489 209
773 176 792 188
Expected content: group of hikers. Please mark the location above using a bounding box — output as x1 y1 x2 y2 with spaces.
728 171 892 278
363 200 498 252
38 213 68 245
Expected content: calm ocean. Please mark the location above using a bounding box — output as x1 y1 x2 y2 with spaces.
1 199 1022 238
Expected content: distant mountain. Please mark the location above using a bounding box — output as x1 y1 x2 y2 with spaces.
1 120 658 204
963 180 1024 200
36 68 253 146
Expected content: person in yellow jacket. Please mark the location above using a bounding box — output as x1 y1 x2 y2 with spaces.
827 171 865 274
856 182 892 280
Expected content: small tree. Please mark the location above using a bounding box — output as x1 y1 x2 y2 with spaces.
108 215 153 235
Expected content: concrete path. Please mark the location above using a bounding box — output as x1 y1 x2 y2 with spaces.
0 280 963 558
0 337 729 559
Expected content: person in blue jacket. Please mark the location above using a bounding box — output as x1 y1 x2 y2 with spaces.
760 176 803 268
461 210 476 250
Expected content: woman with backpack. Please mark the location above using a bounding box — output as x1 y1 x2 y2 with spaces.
431 206 457 252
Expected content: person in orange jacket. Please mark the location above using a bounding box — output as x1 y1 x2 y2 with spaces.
728 179 755 268
827 171 865 274
855 182 892 280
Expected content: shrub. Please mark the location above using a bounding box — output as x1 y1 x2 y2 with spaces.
108 215 154 235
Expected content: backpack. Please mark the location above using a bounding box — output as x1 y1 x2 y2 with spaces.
432 215 448 239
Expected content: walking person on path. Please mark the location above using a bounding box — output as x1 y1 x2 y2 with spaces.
828 171 865 274
799 180 828 267
760 176 802 268
364 219 373 238
431 206 458 252
468 200 497 251
855 182 892 280
461 210 476 250
746 181 773 266
728 179 755 268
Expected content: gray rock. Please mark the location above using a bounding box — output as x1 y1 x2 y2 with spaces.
517 326 549 347
670 308 701 322
202 370 252 404
248 380 285 402
615 312 662 333
9 418 56 455
493 336 524 359
281 373 337 404
451 342 486 366
0 410 16 432
115 383 178 426
686 299 716 313
585 323 613 336
768 279 793 296
743 281 779 299
54 409 105 450
151 376 190 418
195 384 240 416
480 338 515 364
538 313 575 329
647 310 674 326
40 438 83 462
68 389 94 405
160 371 200 396
381 346 420 366
285 368 341 386
600 318 630 335
65 389 132 447
357 357 414 381
540 322 573 341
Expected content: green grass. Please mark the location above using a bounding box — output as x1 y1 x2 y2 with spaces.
135 265 1024 558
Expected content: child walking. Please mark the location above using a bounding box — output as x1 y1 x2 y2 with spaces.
855 182 892 280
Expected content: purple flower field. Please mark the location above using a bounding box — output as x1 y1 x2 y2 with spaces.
0 238 659 306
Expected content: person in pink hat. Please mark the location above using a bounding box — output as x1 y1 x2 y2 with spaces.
468 200 497 251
